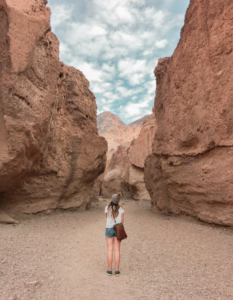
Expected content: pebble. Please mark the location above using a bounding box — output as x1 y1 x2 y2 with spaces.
25 281 40 288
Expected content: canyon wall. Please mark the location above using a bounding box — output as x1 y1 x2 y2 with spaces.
145 0 233 226
97 111 151 150
97 114 157 201
0 0 107 214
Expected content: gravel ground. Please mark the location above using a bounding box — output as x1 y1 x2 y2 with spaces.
0 199 233 300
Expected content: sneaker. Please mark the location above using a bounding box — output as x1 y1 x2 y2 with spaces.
115 271 120 276
107 270 112 276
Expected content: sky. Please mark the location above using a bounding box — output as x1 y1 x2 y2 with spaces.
48 0 190 124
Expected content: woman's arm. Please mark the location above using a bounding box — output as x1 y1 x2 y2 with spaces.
105 213 108 217
121 213 124 223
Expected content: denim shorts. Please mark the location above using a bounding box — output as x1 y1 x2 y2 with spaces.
105 228 117 238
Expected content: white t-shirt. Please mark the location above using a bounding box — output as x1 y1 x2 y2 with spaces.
105 206 124 228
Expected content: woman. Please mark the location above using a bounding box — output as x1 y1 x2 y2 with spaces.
105 192 124 276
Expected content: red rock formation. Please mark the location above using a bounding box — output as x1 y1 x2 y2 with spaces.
0 0 107 214
98 112 151 150
97 113 157 201
129 112 156 169
145 0 233 226
98 143 132 199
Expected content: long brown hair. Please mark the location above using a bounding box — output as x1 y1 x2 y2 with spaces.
108 202 120 219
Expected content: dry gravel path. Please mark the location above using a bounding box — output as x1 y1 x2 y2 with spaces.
0 199 233 300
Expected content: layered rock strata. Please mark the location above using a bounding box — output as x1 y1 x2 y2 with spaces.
97 114 157 201
0 0 107 214
145 0 233 226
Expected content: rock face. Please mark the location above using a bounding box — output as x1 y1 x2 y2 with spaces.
0 0 107 214
97 112 151 150
98 114 157 201
145 0 233 226
100 143 133 199
129 113 156 169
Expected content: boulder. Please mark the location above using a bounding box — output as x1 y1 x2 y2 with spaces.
0 0 107 214
145 0 233 226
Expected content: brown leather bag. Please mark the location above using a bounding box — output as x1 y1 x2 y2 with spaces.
113 223 127 241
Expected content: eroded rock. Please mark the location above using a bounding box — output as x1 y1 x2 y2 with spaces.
100 143 133 199
145 0 233 226
129 113 157 169
98 111 151 151
96 114 157 201
0 210 19 224
0 0 107 213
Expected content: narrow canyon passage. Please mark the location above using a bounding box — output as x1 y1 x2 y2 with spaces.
0 200 233 300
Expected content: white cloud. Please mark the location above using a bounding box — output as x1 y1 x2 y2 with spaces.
142 50 152 56
155 39 168 48
116 86 143 97
75 62 103 82
102 92 119 102
115 6 134 23
120 97 153 121
102 64 116 74
152 11 166 28
110 31 139 48
131 95 138 101
102 104 112 112
50 4 73 29
92 82 113 94
131 0 146 5
49 0 189 123
89 26 107 36
118 59 151 85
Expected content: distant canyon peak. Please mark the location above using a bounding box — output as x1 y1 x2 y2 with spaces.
97 112 151 150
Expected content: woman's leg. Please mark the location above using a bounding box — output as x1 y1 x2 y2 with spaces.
113 237 121 269
106 237 114 269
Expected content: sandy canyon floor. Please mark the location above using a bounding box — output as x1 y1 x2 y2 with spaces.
0 199 233 300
